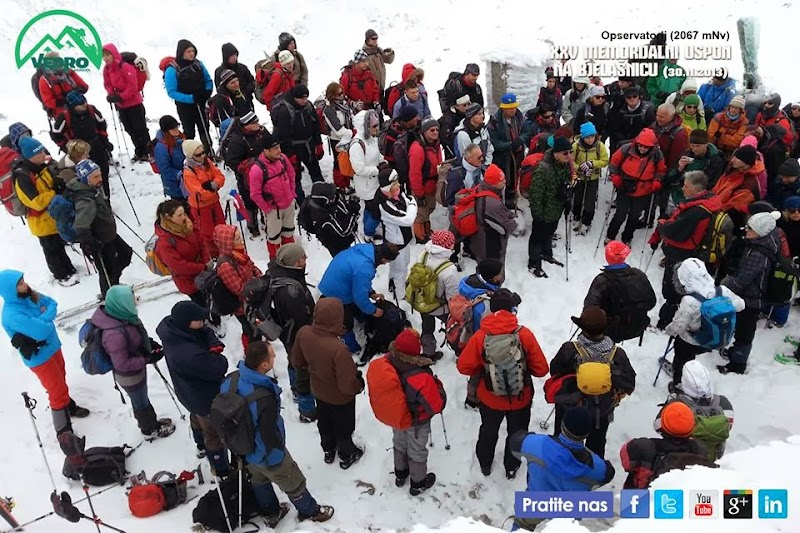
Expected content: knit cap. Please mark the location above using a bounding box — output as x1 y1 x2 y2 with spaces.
562 407 593 441
477 258 503 280
747 211 781 237
75 159 101 183
66 90 86 107
778 158 800 178
170 301 209 330
393 329 421 356
605 240 631 265
729 95 746 109
551 136 572 153
219 69 238 87
276 243 306 267
421 117 439 133
398 106 419 123
733 145 757 166
489 288 521 313
499 93 518 109
353 49 369 63
278 50 294 67
378 168 399 194
182 139 204 158
683 94 701 106
580 122 597 138
19 137 46 159
159 115 179 131
483 164 505 186
655 402 696 438
784 196 800 210
430 230 455 250
464 103 483 120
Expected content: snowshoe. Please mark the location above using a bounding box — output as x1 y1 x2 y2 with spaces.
543 256 564 267
657 357 673 378
57 273 80 287
551 233 561 241
263 502 290 528
528 267 548 278
717 362 746 375
667 381 682 394
339 445 364 470
299 505 334 522
394 469 409 487
324 451 336 464
409 473 436 496
775 353 800 365
196 449 207 459
572 221 583 232
783 335 800 348
145 418 175 440
578 224 590 236
248 226 261 240
718 347 730 359
464 397 480 410
299 412 315 424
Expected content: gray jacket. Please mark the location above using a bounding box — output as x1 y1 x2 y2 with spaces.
471 182 517 266
66 179 117 244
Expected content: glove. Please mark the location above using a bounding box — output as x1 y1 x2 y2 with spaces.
652 180 663 193
11 333 46 359
610 175 623 189
104 139 114 155
648 233 661 250
315 144 324 160
51 492 82 523
148 338 164 364
511 138 525 150
80 239 102 261
106 93 121 103
356 370 365 393
579 161 594 173
201 181 219 191
377 161 390 171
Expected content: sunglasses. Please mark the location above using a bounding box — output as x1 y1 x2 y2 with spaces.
593 95 606 99
542 114 554 119
427 128 440 132
625 94 640 99
788 208 800 214
194 151 206 156
764 102 774 106
685 105 698 109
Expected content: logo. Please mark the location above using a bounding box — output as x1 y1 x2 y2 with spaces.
688 490 719 519
15 10 102 71
620 490 650 518
723 490 753 519
758 489 788 519
654 489 683 519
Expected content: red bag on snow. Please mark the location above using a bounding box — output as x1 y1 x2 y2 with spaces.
128 484 165 518
451 187 499 237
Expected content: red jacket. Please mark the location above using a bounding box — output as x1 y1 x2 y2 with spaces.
154 222 209 295
609 142 667 197
212 225 262 315
101 43 143 109
656 191 722 252
653 116 688 170
340 66 380 106
456 310 549 411
409 139 442 197
39 70 89 115
756 111 795 147
262 64 295 111
712 160 764 215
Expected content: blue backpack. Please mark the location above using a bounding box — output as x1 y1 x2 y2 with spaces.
47 194 77 243
691 287 737 349
79 320 125 375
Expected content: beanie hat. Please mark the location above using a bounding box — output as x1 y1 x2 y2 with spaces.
182 139 204 158
219 69 238 88
170 301 209 330
729 95 746 109
623 86 641 97
455 95 471 107
740 135 758 148
681 78 698 93
398 106 419 123
580 122 597 138
378 167 399 193
19 137 46 159
748 200 777 215
377 242 400 261
365 29 378 41
159 115 179 131
464 103 483 120
484 164 505 187
555 126 574 139
276 243 305 268
605 240 631 265
572 76 590 85
545 67 556 80
291 84 309 98
588 85 605 98
477 258 504 280
353 49 369 63
240 111 259 126
278 50 295 67
421 117 439 134
499 93 518 109
570 306 608 336
733 145 757 166
683 94 701 106
489 288 521 313
430 230 455 250
551 136 572 153
562 407 593 441
465 63 480 76
779 158 800 177
635 128 658 147
66 90 86 108
655 402 696 438
278 32 295 50
747 211 781 237
75 159 101 183
393 329 421 356
261 131 279 150
784 196 800 210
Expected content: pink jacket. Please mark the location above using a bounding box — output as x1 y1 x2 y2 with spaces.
102 43 143 109
248 153 296 213
740 135 768 198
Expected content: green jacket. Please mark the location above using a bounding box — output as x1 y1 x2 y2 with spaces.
667 143 723 205
529 152 571 223
647 61 686 106
65 179 117 244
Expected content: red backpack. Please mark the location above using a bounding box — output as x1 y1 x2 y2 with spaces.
451 187 499 237
444 293 491 355
518 152 546 199
314 97 330 136
0 148 24 216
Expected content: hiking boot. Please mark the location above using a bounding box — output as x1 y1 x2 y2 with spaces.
717 362 746 375
248 226 261 239
68 399 90 418
196 449 207 459
394 469 409 487
718 347 730 359
528 267 548 278
409 473 436 496
480 464 492 477
551 233 561 241
324 451 336 464
429 351 444 362
543 256 564 267
388 279 396 295
505 466 519 480
667 381 681 394
263 502 290 528
57 273 80 287
339 445 364 470
578 224 590 236
299 505 334 523
135 405 175 440
145 418 176 440
573 221 583 232
299 413 316 424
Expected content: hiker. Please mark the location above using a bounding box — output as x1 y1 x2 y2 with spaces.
375 168 417 296
488 93 527 210
261 51 296 111
350 109 386 240
291 297 364 468
454 103 494 163
298 182 359 258
663 129 725 209
548 307 636 457
2 122 33 154
54 139 87 185
340 51 381 112
509 406 615 532
439 95 471 160
440 63 484 110
320 82 355 188
606 86 655 154
221 341 334 523
408 117 443 243
164 39 214 154
380 107 420 171
156 301 230 476
468 164 517 266
214 43 256 102
570 122 609 235
561 77 591 127
152 115 187 202
366 328 446 495
536 71 563 122
208 69 255 128
362 29 395 92
102 43 151 162
222 111 267 238
707 95 749 159
89 285 175 439
274 33 309 86
181 139 226 258
391 80 430 120
698 74 737 117
445 143 484 265
572 85 609 139
35 52 89 118
457 289 549 479
711 145 763 229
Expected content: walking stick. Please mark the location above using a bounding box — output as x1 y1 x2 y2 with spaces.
643 246 658 273
195 103 216 157
539 406 555 430
440 413 451 450
652 336 676 387
594 189 616 258
109 164 141 226
108 104 130 165
152 362 186 420
112 213 145 244
564 210 571 282
207 456 234 533
21 393 58 495
97 255 113 291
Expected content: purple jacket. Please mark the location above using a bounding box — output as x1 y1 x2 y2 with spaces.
90 307 147 377
248 153 296 214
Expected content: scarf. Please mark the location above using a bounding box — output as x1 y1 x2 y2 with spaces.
576 333 614 359
160 216 193 238
104 286 140 324
185 157 205 171
726 112 741 121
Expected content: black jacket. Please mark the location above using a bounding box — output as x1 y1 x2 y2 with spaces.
174 39 209 98
223 121 266 175
573 102 609 139
208 86 254 126
51 106 110 162
213 43 256 101
607 102 655 151
723 230 780 309
270 95 322 156
267 261 315 350
439 109 465 160
584 265 656 342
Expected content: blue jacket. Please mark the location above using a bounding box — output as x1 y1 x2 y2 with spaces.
458 274 499 330
221 360 286 468
698 78 736 116
156 317 228 416
392 94 431 120
511 432 611 492
318 244 378 315
153 130 186 198
0 270 60 368
164 61 213 105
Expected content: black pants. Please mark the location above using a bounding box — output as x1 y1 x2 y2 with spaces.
95 235 133 297
320 236 353 258
646 188 670 226
729 307 760 367
176 101 213 154
316 398 357 459
527 219 559 269
572 179 600 226
117 104 151 158
292 145 323 205
672 337 709 386
476 403 531 471
40 234 75 280
553 405 611 457
658 257 683 328
607 194 651 243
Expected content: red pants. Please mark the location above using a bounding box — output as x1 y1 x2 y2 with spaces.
192 202 225 258
30 349 70 410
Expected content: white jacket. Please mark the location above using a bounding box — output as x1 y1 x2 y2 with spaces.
666 79 705 116
379 192 417 245
418 242 461 316
454 120 494 165
562 87 590 125
350 110 385 201
665 258 745 346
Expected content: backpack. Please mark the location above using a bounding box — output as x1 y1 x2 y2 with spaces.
31 70 45 105
405 252 452 314
603 271 654 341
195 257 241 316
128 471 188 517
482 327 527 398
690 287 737 349
120 52 149 92
253 59 276 105
63 446 130 486
382 82 402 114
158 56 177 81
362 300 410 361
444 293 491 355
192 472 260 532
206 95 231 128
144 233 173 276
751 244 798 305
314 97 331 136
146 139 161 174
651 451 717 484
677 396 731 462
518 153 546 199
338 139 364 178
242 274 303 341
573 342 617 396
79 321 126 375
209 371 275 457
217 119 239 162
0 149 24 216
47 193 77 243
697 207 734 263
398 368 447 427
437 72 462 114
543 373 578 404
451 187 498 237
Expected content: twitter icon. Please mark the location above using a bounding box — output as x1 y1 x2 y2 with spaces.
654 490 684 519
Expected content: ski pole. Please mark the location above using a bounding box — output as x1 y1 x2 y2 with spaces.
195 103 215 157
440 413 451 450
152 362 186 420
539 406 555 430
80 478 104 533
108 104 129 165
98 255 113 292
238 457 243 530
643 246 658 273
111 213 145 243
564 211 570 282
568 324 580 342
207 457 234 533
652 336 676 387
109 164 141 226
21 393 58 494
593 190 616 258
2 484 123 532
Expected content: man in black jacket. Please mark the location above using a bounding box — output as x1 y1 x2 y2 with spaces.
223 112 267 237
607 86 655 154
214 43 255 103
208 70 254 128
439 95 470 160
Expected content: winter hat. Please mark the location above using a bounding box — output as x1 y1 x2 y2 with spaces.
421 117 439 134
159 115 179 131
104 285 140 324
66 90 86 107
784 196 800 210
571 306 608 336
572 76 590 85
562 407 593 441
605 240 631 265
353 49 369 63
748 200 777 215
276 243 306 268
170 301 209 330
680 360 714 400
733 145 757 166
377 242 400 261
240 111 259 126
19 137 46 159
455 95 471 106
393 329 421 356
681 78 698 93
278 32 295 50
261 131 279 150
430 230 455 250
291 84 309 98
398 106 419 123
580 122 597 138
477 258 504 280
278 50 294 67
378 167 399 193
499 93 518 109
219 69 238 87
683 94 701 107
555 126 574 139
739 135 758 148
588 85 605 98
779 158 800 177
75 159 101 183
635 128 658 147
655 401 695 438
544 67 556 80
623 86 641 97
489 288 521 313
747 211 781 237
464 102 483 120
182 139 204 158
465 63 480 76
483 164 505 187
551 136 572 153
729 95 746 109
365 29 378 41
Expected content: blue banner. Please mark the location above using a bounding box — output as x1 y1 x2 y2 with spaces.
515 491 615 519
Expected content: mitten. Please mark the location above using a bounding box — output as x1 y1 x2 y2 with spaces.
610 175 623 189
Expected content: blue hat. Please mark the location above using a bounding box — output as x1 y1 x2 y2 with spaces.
75 159 101 183
499 93 518 109
580 122 597 138
785 196 800 210
66 90 86 108
19 137 46 159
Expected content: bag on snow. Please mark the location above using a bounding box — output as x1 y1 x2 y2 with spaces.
482 327 527 398
690 287 737 350
444 293 491 355
404 252 452 314
451 187 498 237
363 300 410 361
573 342 618 396
0 148 24 217
128 470 189 517
47 193 77 243
79 321 126 375
63 446 131 486
144 233 173 276
209 371 275 457
192 472 259 532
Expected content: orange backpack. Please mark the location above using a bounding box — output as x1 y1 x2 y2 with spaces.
338 139 365 178
518 152 546 199
451 187 499 237
366 356 413 429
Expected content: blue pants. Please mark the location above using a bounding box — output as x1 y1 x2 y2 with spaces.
125 382 150 411
763 303 790 326
364 210 380 237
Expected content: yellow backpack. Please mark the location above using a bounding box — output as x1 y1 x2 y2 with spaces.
574 342 617 396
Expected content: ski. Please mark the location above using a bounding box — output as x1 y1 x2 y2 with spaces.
0 498 19 529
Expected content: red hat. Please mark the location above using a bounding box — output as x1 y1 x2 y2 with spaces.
656 402 696 438
635 128 658 147
605 240 631 265
430 230 455 250
393 328 421 356
484 164 505 187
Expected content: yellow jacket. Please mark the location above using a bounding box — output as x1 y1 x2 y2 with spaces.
14 163 58 237
572 139 610 181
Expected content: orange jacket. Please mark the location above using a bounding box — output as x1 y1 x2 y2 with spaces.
755 111 795 147
456 310 549 411
609 142 667 197
183 160 226 209
707 112 749 154
711 159 764 215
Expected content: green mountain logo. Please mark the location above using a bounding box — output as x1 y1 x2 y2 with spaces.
15 10 103 69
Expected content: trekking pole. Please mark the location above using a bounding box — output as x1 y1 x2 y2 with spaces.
80 477 108 533
539 406 555 430
568 324 580 341
440 413 451 450
152 362 186 421
564 211 571 282
593 190 616 258
109 164 141 226
643 246 658 273
97 255 113 291
238 458 243 530
108 104 129 165
111 213 145 244
208 457 234 533
652 336 675 387
227 198 250 254
196 103 216 157
5 484 123 532
21 393 58 495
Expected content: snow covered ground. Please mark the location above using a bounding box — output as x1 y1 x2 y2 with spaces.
1 0 799 531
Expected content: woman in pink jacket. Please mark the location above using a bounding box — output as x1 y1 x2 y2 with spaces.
248 132 297 259
102 43 151 162
739 135 768 198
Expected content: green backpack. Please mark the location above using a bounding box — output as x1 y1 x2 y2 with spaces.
404 252 452 314
681 396 731 462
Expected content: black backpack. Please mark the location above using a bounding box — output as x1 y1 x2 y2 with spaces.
437 71 462 114
651 451 717 484
195 257 241 316
751 244 798 305
63 446 132 486
192 473 260 532
209 371 275 457
603 271 654 341
242 274 303 341
363 300 410 361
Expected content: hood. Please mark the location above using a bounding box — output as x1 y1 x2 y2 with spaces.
267 260 305 282
221 43 238 64
156 316 199 344
0 269 24 302
213 225 237 256
680 78 698 93
9 123 32 154
90 306 126 330
459 275 497 300
479 310 519 335
176 39 196 61
744 157 766 176
676 258 716 297
312 297 344 335
423 242 453 259
635 128 658 147
66 178 95 193
402 63 424 84
681 360 713 399
353 110 380 140
740 135 758 148
545 435 603 478
102 43 121 62
278 33 295 51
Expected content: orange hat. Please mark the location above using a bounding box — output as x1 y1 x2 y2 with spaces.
484 164 505 187
605 240 631 265
656 402 696 438
635 128 658 147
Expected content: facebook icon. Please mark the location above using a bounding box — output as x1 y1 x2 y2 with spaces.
621 490 650 518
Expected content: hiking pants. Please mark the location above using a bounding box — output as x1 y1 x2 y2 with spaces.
117 103 151 158
316 398 357 459
393 421 431 482
658 257 682 328
527 219 558 269
115 370 149 410
729 307 760 367
476 403 531 471
247 451 319 517
646 188 670 226
39 234 76 281
329 139 350 189
572 179 599 227
192 203 225 258
265 204 296 246
176 101 213 154
672 337 710 386
96 235 133 297
189 413 224 451
553 404 612 458
388 242 411 292
607 194 651 244
30 349 71 411
421 314 445 357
